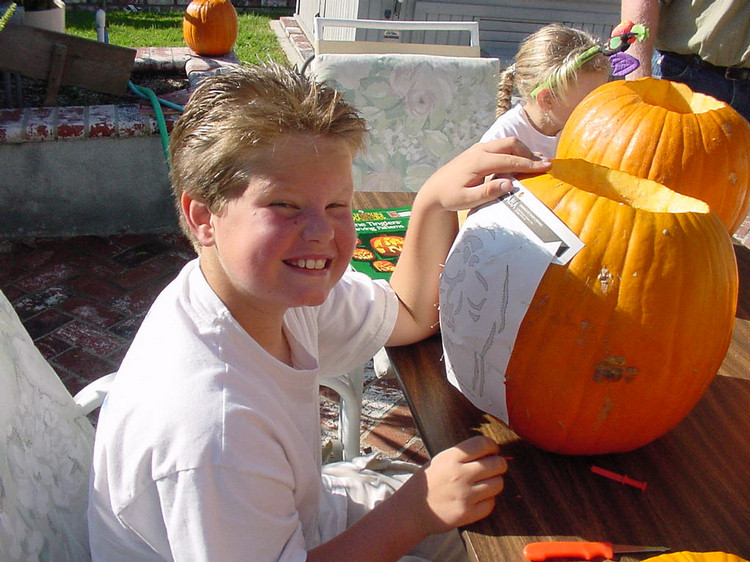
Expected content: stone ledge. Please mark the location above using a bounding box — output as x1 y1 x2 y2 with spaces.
0 104 182 143
133 46 193 73
279 15 313 62
0 46 241 145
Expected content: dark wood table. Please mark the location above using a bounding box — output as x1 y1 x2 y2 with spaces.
356 192 750 562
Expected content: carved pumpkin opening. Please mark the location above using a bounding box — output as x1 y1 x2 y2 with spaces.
546 158 710 214
622 79 725 114
557 77 750 233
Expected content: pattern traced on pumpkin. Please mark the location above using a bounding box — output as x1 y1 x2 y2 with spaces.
441 228 511 399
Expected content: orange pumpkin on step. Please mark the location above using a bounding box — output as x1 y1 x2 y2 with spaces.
182 0 238 56
504 158 738 454
556 78 750 234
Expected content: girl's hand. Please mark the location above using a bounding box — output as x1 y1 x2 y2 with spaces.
387 136 551 347
400 435 508 535
417 137 551 213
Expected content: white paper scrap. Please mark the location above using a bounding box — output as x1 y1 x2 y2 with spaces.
439 181 583 423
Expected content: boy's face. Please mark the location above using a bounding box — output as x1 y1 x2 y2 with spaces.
189 134 357 321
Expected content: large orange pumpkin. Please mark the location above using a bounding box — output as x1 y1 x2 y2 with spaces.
556 78 750 234
504 159 738 455
182 0 238 56
644 553 748 562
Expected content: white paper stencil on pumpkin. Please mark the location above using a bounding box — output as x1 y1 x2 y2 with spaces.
439 181 583 424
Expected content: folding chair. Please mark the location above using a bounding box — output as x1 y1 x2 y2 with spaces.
313 17 481 57
307 24 501 458
309 51 500 193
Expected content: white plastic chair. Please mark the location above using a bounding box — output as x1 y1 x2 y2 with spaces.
0 289 97 561
313 17 481 57
306 41 501 454
319 364 366 461
73 371 116 415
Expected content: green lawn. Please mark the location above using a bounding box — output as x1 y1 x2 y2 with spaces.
65 9 291 65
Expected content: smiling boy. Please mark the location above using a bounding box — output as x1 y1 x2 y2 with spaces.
88 63 550 562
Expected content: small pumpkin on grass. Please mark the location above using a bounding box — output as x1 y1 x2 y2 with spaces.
504 158 738 455
556 78 750 234
182 0 238 56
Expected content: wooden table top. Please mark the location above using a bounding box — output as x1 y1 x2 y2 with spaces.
355 192 750 562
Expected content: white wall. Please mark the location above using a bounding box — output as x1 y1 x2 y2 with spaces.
296 0 620 61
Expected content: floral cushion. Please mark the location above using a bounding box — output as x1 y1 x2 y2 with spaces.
0 290 94 561
310 53 500 192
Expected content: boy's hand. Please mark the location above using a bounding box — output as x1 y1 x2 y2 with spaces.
402 435 508 535
309 435 507 562
418 137 551 212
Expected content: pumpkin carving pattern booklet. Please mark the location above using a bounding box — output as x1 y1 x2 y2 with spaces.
350 206 411 280
438 181 583 423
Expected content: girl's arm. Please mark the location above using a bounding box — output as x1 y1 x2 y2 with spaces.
386 137 551 347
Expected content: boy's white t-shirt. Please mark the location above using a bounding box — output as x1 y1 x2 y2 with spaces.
88 259 399 562
480 103 559 159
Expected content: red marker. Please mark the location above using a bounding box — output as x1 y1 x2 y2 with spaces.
590 465 647 492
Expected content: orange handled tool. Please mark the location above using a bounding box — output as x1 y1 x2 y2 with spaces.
523 541 669 561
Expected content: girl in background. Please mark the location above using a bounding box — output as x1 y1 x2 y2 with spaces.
481 24 611 158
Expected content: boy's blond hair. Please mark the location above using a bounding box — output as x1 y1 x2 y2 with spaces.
497 24 609 114
169 62 368 249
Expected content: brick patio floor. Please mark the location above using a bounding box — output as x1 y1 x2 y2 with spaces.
0 232 428 464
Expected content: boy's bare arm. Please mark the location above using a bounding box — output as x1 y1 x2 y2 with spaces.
386 138 551 346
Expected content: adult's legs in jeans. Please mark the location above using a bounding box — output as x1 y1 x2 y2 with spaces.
656 51 750 123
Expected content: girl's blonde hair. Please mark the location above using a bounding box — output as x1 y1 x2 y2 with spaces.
496 24 610 115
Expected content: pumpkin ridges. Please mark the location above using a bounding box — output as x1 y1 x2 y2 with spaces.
694 109 731 222
647 109 679 186
580 208 669 451
505 182 609 450
566 206 634 448
628 103 665 180
630 213 691 437
505 160 737 454
627 209 733 445
711 109 750 227
503 183 603 448
557 78 750 233
589 94 642 168
182 0 238 56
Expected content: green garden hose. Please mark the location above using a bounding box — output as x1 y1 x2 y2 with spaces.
128 81 184 165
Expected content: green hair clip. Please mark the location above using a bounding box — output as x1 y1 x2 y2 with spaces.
530 22 649 98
